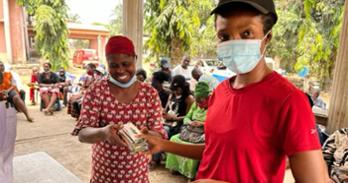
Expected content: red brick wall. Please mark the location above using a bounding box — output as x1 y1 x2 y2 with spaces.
0 23 6 53
9 0 25 63
0 0 3 20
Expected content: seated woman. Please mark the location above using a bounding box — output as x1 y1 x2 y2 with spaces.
0 61 33 122
163 75 194 138
67 63 96 119
323 128 348 183
165 82 211 180
38 62 60 115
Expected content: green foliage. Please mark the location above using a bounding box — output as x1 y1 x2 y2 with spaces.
144 0 216 65
296 0 344 86
17 0 69 71
109 3 123 35
68 13 81 23
268 0 344 88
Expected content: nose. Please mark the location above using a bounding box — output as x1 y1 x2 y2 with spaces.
114 66 126 75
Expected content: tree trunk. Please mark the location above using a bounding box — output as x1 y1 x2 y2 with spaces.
170 38 184 66
327 1 348 133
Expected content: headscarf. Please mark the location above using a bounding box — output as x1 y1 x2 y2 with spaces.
194 82 210 98
105 36 136 57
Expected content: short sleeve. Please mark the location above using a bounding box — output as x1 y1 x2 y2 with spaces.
279 90 321 156
71 85 101 135
146 88 168 139
38 73 43 83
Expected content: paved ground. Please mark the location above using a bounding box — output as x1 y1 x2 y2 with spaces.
14 105 294 183
14 106 187 183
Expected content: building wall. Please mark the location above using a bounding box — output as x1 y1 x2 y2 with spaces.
0 0 3 20
9 0 26 63
0 0 7 54
0 23 5 53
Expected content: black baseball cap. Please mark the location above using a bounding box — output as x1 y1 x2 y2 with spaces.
211 0 278 23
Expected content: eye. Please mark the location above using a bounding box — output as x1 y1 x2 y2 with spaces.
242 30 251 38
218 33 229 42
122 62 131 67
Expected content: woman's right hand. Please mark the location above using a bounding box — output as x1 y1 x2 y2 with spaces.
102 123 128 147
139 128 164 155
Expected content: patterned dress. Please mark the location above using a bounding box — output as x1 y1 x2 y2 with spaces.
323 128 348 183
72 78 167 183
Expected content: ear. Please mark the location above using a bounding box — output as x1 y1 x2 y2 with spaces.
265 32 273 45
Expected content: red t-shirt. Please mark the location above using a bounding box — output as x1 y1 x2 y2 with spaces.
196 72 321 183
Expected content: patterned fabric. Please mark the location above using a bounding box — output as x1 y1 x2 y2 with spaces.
73 78 167 183
323 128 348 183
0 72 13 91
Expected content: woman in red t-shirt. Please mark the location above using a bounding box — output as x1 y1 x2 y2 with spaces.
140 0 329 183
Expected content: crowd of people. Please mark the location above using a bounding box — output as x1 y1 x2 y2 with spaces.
0 0 347 183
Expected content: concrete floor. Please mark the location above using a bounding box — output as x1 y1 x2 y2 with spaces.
14 106 294 183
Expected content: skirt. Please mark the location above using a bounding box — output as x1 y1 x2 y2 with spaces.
165 134 200 179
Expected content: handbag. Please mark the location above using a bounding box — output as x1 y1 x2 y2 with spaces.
179 124 205 144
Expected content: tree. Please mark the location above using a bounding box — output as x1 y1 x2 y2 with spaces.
68 13 81 23
109 3 123 35
296 0 344 88
268 0 344 88
17 0 70 70
268 0 304 72
144 0 214 65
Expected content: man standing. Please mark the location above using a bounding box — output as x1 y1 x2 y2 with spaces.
159 58 172 77
172 56 192 80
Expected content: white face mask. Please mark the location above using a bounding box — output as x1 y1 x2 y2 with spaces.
217 32 270 74
109 75 137 88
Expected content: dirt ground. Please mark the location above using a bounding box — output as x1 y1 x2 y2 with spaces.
14 106 187 183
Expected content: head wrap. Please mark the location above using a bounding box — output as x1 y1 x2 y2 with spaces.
194 82 210 98
105 36 136 56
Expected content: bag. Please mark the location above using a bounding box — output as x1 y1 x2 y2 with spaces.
179 124 205 144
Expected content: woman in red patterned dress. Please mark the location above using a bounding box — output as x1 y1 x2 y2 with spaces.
72 36 167 183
